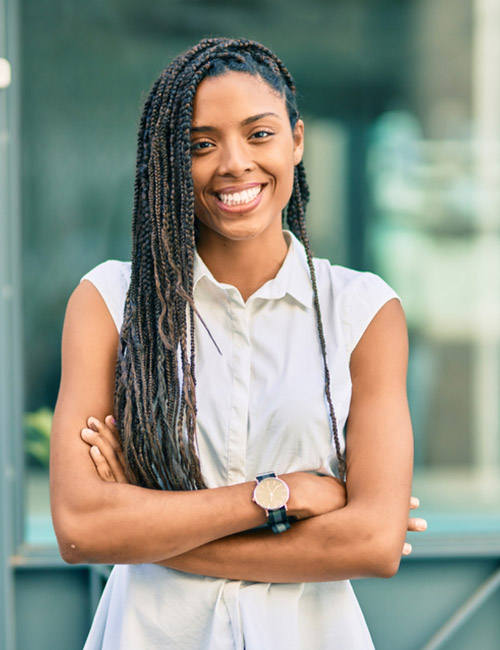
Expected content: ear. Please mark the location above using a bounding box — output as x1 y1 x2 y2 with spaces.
292 119 304 165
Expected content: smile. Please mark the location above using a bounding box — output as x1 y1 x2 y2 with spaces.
216 185 263 207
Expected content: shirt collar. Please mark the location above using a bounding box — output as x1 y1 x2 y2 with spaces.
193 231 313 309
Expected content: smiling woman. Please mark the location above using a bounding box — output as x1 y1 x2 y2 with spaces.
49 37 419 650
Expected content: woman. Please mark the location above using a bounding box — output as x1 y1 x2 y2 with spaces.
50 37 425 649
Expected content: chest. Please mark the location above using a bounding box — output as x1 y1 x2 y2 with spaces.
193 288 352 486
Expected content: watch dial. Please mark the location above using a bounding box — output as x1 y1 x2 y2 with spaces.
255 477 289 509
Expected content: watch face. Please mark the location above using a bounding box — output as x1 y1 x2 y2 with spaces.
254 477 289 510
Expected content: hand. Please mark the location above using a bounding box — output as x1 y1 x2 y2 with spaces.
81 415 129 483
283 472 347 520
402 496 427 556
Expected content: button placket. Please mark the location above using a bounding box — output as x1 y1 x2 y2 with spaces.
225 289 252 485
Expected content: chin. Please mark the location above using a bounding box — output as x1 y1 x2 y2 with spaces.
199 218 277 244
222 226 275 243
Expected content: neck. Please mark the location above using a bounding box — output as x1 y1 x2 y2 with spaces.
196 226 289 302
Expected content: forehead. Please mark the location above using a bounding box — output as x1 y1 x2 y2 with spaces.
191 71 287 124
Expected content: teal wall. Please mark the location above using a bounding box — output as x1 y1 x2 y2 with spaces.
14 567 91 649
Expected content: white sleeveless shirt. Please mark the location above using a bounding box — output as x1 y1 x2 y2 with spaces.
82 231 398 650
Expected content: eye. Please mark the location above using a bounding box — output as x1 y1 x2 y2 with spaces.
250 130 274 141
191 140 214 152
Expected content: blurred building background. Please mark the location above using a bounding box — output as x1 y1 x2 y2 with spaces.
2 0 500 648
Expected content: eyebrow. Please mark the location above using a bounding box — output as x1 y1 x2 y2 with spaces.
191 112 281 133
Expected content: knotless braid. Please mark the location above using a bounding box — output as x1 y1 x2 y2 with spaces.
115 37 346 491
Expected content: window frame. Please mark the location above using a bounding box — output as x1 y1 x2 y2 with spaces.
1 0 24 647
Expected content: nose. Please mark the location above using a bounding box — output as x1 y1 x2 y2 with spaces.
217 137 254 177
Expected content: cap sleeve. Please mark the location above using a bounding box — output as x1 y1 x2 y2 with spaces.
80 260 131 333
344 272 400 356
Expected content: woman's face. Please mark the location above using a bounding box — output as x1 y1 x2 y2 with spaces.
190 71 304 245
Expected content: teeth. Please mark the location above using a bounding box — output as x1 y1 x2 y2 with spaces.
217 185 261 206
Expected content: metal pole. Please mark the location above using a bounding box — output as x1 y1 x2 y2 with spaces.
421 565 500 650
0 0 22 648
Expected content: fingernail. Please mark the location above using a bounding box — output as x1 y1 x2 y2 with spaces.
416 518 428 531
88 416 99 427
410 496 420 507
108 415 117 425
91 446 101 456
81 428 92 440
403 543 412 554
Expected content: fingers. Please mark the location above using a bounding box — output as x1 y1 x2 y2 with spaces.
402 514 427 557
81 416 128 483
408 496 427 532
403 497 427 556
104 415 122 446
408 516 427 532
402 542 412 556
89 445 119 482
89 416 123 456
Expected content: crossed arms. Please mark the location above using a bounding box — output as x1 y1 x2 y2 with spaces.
50 281 423 583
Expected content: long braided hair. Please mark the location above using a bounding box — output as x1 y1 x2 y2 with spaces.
114 37 346 491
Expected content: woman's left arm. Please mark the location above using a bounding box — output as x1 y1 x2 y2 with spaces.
340 295 414 568
85 298 416 582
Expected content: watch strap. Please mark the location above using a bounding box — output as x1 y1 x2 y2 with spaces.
255 471 276 482
268 506 291 534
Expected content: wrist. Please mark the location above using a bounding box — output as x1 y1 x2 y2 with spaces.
282 472 347 520
280 472 308 519
252 472 291 534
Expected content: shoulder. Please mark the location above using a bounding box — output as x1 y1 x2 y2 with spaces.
79 260 131 333
61 276 121 389
313 258 400 355
81 260 131 295
314 258 396 301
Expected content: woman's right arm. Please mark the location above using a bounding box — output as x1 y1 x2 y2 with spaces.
50 281 343 565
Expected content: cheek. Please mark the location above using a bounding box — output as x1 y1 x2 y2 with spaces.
193 193 209 223
274 155 296 202
271 142 296 184
191 166 208 209
191 164 201 196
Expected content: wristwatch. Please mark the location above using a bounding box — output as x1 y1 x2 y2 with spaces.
252 471 291 534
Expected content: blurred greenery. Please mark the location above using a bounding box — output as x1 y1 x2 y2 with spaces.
24 407 53 468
